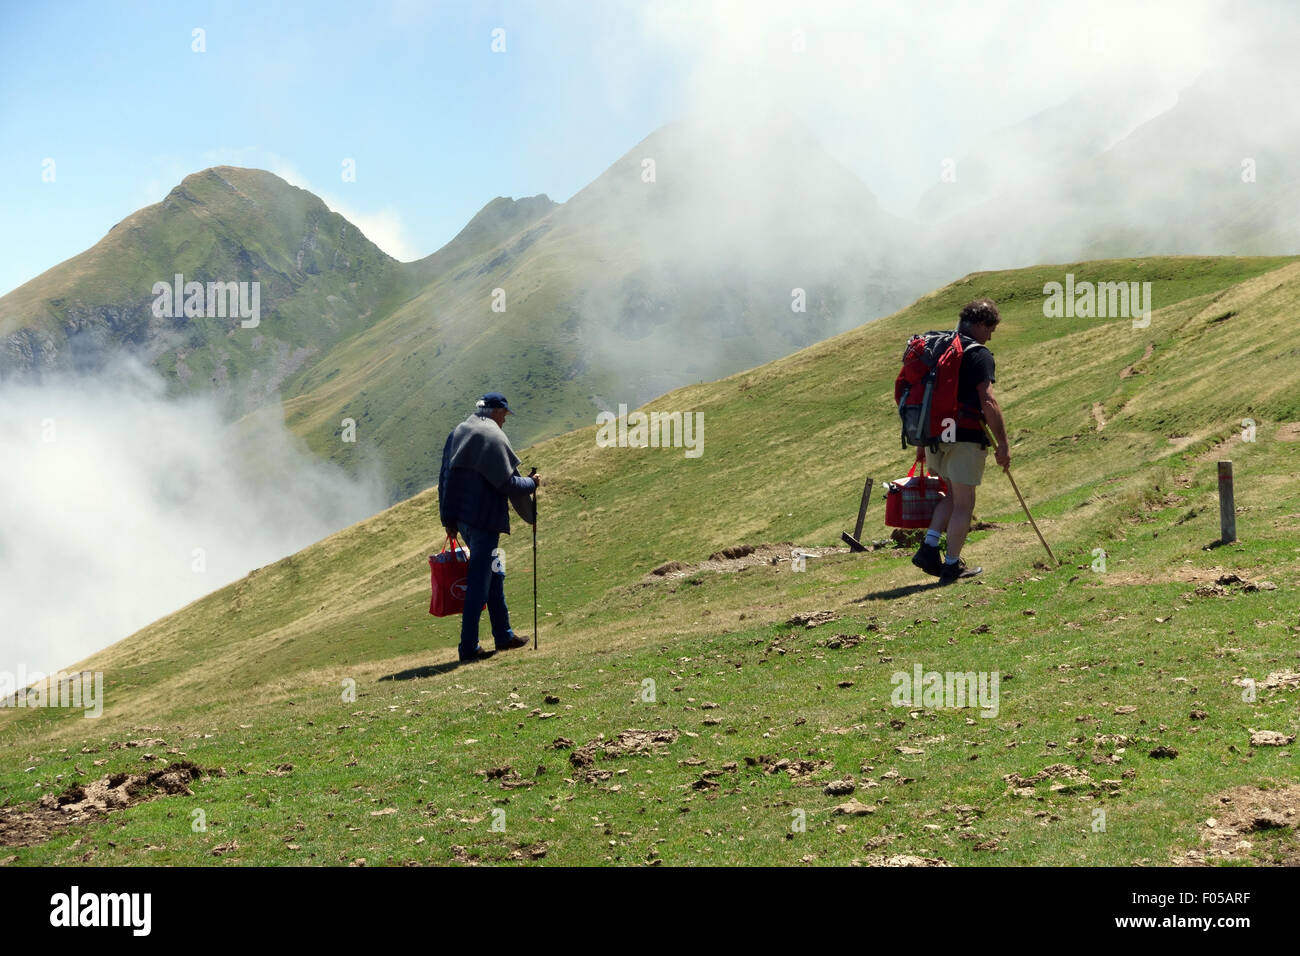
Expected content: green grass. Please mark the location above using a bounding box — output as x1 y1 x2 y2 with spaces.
3 255 1298 866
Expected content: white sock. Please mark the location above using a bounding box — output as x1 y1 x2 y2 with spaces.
924 530 941 547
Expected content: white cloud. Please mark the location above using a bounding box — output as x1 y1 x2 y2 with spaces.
316 200 422 262
260 153 423 261
633 0 1240 214
0 358 385 676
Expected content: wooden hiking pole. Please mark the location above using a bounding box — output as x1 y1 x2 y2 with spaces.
984 425 1058 566
529 468 538 650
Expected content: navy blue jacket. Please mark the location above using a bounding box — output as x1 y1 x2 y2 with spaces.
438 431 535 534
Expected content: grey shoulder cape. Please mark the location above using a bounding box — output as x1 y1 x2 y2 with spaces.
447 413 535 525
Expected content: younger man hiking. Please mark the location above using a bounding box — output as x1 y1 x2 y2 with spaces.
438 392 540 662
911 298 1010 581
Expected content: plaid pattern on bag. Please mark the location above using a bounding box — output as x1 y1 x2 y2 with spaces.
898 475 946 524
884 456 949 528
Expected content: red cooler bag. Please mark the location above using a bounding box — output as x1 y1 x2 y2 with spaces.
429 535 471 616
884 456 949 528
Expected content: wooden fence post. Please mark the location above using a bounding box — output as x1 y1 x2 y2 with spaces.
1218 460 1236 543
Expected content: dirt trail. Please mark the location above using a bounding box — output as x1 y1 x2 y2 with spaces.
1120 342 1154 379
1091 402 1107 431
1091 566 1278 590
645 542 843 582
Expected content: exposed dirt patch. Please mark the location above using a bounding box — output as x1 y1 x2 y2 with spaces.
568 729 680 782
449 840 548 865
1093 566 1275 590
832 798 874 815
819 632 871 650
863 853 951 867
1091 402 1106 431
1120 342 1154 378
1248 730 1295 747
479 765 535 789
602 729 680 757
449 844 477 865
1177 785 1300 866
0 762 213 848
1003 763 1121 798
1195 573 1278 598
644 543 842 582
1195 431 1243 462
507 841 549 861
709 544 755 561
748 754 834 782
1276 422 1300 442
787 610 838 629
1259 671 1300 690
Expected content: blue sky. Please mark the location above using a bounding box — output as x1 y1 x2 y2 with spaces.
0 0 684 293
0 0 1255 296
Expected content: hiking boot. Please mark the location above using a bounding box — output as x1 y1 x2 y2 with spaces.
939 557 983 582
494 634 529 652
911 542 943 576
459 645 496 662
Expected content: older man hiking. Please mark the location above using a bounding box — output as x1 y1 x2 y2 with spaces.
439 392 540 662
911 298 1011 582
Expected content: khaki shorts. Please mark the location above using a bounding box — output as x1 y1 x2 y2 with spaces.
925 441 987 487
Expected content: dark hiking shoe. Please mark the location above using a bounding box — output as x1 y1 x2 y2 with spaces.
939 557 983 582
459 646 496 662
911 542 943 577
495 634 529 652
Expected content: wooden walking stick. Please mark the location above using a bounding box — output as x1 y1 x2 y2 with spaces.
529 467 538 649
984 425 1057 566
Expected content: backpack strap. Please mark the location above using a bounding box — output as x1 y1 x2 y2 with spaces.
956 336 991 445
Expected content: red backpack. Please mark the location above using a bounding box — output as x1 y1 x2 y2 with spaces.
894 330 986 451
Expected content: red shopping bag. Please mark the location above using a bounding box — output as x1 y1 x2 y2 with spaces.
429 535 471 616
884 455 948 528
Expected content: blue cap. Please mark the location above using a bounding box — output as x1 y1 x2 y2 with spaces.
477 392 511 412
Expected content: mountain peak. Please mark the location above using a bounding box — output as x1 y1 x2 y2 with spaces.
411 193 557 277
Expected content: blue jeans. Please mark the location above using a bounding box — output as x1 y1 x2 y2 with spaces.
456 521 515 656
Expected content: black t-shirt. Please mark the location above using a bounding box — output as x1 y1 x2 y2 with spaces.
956 337 995 445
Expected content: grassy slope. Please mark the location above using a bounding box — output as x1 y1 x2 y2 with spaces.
4 255 1299 866
277 210 609 502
